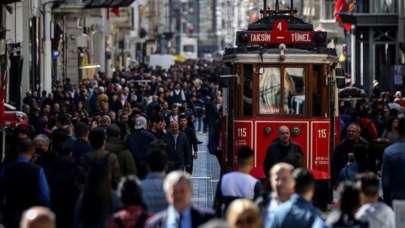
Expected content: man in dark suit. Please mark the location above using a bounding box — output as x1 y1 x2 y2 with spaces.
166 121 191 172
179 114 198 174
263 125 304 177
146 171 214 228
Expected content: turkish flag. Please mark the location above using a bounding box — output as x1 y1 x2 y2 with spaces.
112 7 120 17
335 0 352 31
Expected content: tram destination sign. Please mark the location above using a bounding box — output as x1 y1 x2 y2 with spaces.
247 20 314 45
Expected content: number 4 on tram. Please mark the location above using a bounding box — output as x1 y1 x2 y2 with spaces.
218 3 340 190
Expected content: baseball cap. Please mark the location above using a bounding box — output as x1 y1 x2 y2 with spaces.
134 116 147 130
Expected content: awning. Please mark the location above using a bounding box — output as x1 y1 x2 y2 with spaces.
85 0 135 8
1 0 21 4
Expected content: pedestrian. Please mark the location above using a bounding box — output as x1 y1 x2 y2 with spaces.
166 120 191 172
146 171 214 228
74 151 119 228
215 147 262 216
263 125 304 177
106 124 137 176
126 115 155 179
332 123 371 186
326 182 368 228
20 206 56 228
256 163 295 228
72 122 92 163
226 199 262 228
107 176 150 228
81 128 121 189
140 148 169 213
0 138 50 228
179 114 198 173
269 168 327 228
149 115 166 139
356 172 395 228
382 117 405 206
380 117 399 143
33 134 54 172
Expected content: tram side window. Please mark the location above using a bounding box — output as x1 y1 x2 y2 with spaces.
259 67 281 114
243 65 253 116
283 68 305 115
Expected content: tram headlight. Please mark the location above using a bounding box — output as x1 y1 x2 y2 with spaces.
279 44 286 61
237 32 250 46
291 127 301 137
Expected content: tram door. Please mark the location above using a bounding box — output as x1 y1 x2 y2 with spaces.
233 63 332 179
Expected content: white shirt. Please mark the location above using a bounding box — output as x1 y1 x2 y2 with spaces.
355 202 396 228
220 171 259 199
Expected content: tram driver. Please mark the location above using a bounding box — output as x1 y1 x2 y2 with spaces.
263 125 304 177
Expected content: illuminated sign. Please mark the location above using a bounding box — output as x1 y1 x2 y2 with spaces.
247 20 314 45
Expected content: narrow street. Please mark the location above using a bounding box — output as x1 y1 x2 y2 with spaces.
192 132 221 208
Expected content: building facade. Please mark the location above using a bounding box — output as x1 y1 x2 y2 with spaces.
341 0 405 92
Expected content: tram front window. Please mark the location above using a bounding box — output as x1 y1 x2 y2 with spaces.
259 67 281 114
284 68 305 115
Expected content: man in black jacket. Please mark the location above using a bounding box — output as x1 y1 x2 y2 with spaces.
166 120 191 172
332 123 371 187
263 125 304 177
179 114 198 174
126 116 156 178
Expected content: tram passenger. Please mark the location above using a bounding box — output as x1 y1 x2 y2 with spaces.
263 125 304 177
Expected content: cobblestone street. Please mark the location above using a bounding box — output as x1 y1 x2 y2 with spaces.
191 132 221 208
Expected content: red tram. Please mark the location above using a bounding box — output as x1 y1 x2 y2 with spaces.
219 1 339 181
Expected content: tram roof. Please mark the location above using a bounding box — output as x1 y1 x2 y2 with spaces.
223 48 338 64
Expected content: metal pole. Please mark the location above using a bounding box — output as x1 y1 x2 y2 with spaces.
276 0 279 10
1 129 5 162
43 3 52 93
351 25 356 86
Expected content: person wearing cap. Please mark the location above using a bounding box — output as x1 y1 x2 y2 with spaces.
126 116 156 179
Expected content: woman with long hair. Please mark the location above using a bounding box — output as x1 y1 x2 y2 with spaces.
326 182 368 228
381 117 399 143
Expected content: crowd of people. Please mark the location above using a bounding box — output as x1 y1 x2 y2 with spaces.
0 58 404 228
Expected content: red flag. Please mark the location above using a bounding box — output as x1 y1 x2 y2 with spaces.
335 0 352 32
112 7 120 17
